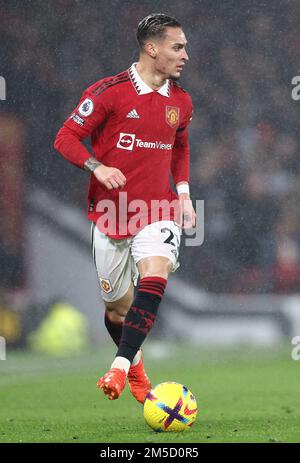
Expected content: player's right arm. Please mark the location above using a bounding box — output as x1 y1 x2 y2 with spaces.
54 90 126 190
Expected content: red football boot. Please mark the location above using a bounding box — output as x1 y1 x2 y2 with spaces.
97 368 127 400
128 356 151 404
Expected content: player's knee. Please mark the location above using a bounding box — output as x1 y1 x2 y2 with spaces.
105 309 125 324
138 257 172 280
105 301 130 319
141 269 170 280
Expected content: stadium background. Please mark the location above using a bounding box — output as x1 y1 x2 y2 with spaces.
1 0 300 443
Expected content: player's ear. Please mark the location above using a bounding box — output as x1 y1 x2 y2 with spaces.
145 42 157 59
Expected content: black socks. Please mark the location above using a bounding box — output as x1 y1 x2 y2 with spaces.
116 277 167 363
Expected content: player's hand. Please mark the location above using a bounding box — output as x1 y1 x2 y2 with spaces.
93 165 126 190
178 194 196 229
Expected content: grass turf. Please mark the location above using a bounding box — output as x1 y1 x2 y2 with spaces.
0 342 299 443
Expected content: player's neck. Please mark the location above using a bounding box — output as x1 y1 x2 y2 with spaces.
135 61 167 91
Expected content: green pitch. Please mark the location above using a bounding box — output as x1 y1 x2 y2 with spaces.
0 342 299 443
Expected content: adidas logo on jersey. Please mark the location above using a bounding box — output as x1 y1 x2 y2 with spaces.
126 109 140 119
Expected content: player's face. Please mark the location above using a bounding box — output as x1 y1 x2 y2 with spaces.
154 27 189 79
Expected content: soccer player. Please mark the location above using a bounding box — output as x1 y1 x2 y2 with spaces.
54 13 195 403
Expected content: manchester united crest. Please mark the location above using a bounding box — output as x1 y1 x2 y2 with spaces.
166 106 180 128
100 278 113 294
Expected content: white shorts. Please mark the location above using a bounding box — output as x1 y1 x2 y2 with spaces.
91 220 181 302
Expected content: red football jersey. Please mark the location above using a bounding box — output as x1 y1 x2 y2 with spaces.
54 63 193 238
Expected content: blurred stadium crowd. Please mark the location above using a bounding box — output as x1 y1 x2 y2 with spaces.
1 0 300 297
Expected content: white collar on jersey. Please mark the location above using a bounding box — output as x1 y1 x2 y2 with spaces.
128 63 170 97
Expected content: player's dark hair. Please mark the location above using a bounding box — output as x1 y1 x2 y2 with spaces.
136 13 181 49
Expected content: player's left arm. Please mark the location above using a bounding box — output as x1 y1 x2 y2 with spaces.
171 99 195 229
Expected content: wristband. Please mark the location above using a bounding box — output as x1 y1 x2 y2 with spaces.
176 183 190 195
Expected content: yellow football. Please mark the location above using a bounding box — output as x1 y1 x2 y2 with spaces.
143 382 198 432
